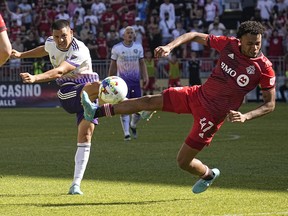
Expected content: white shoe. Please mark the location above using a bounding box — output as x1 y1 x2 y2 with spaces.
68 184 83 195
139 111 156 121
192 168 220 194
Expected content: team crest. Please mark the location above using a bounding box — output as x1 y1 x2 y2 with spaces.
134 49 138 54
246 65 255 74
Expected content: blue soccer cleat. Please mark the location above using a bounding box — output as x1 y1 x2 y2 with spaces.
192 168 220 194
68 184 83 195
81 91 98 121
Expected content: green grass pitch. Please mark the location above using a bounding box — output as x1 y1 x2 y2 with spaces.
0 103 287 216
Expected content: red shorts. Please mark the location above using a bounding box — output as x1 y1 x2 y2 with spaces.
162 86 225 151
168 78 180 87
0 14 7 32
143 77 155 91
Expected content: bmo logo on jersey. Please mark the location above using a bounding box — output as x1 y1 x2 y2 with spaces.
221 62 250 87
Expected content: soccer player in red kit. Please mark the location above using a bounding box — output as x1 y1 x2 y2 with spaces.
0 13 12 66
81 21 276 194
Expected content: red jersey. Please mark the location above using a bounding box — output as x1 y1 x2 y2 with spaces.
199 35 275 118
268 36 284 56
10 26 21 41
96 38 108 59
101 12 119 33
121 12 135 26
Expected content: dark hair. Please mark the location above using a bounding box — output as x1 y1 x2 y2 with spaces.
51 19 70 30
236 21 265 38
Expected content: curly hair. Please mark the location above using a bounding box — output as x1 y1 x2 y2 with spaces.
236 21 266 38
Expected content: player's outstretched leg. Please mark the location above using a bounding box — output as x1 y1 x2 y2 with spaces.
81 91 98 121
68 184 83 195
192 168 220 194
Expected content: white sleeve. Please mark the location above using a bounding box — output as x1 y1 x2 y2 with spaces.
111 46 118 61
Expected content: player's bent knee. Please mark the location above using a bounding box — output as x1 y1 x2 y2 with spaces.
176 157 191 171
82 82 100 100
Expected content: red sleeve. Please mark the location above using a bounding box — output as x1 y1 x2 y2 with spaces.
257 55 276 90
208 35 232 52
0 14 7 32
260 66 276 90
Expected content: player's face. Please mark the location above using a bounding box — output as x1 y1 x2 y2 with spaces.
240 33 262 58
123 29 135 44
52 27 73 50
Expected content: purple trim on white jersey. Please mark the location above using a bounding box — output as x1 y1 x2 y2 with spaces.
46 37 54 42
56 73 99 86
66 59 80 67
71 39 79 51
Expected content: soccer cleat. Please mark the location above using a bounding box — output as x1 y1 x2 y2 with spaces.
68 184 83 195
139 111 156 121
192 168 220 194
124 135 131 141
130 126 137 139
81 91 97 121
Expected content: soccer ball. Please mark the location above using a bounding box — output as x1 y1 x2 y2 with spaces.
98 76 128 104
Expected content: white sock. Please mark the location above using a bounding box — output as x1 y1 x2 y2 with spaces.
72 142 91 186
130 113 141 128
120 115 130 136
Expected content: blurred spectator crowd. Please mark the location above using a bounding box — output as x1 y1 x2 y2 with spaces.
2 0 288 61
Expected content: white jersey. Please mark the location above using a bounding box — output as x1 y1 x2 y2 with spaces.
111 41 144 85
44 36 98 85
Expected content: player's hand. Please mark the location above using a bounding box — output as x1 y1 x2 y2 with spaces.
154 46 171 58
11 49 22 59
143 79 149 89
226 110 247 123
20 73 36 83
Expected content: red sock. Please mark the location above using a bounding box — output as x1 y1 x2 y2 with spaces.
96 104 115 117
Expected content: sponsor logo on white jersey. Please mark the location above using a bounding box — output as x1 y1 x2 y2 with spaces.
70 55 77 60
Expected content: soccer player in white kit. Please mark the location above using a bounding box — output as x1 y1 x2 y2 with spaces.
108 26 148 141
11 19 102 195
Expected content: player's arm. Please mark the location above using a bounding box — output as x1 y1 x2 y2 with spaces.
154 32 208 57
0 13 12 66
108 59 117 76
139 58 149 87
227 88 276 123
20 61 76 83
0 29 12 66
11 45 48 59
